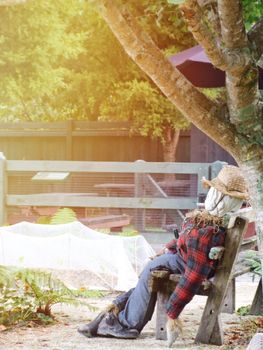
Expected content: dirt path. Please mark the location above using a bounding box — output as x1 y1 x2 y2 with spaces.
0 281 259 350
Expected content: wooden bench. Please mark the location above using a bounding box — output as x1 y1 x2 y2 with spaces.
150 210 261 345
79 214 131 232
222 236 259 314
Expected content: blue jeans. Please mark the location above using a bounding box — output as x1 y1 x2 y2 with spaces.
114 253 185 332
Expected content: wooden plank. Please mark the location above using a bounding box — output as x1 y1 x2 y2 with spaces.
81 219 130 229
0 121 190 136
240 236 257 251
6 160 210 175
229 207 256 224
0 121 68 129
233 266 251 278
66 120 73 161
221 279 235 313
31 172 70 182
195 217 248 345
72 130 131 137
134 170 146 231
94 183 134 190
0 153 7 225
209 317 224 345
73 121 131 130
79 214 129 224
249 278 263 315
156 292 169 340
7 194 197 209
196 164 210 195
0 131 66 137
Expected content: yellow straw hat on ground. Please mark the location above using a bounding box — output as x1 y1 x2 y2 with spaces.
202 165 249 200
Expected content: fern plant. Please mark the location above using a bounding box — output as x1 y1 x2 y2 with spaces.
16 269 85 315
0 266 95 327
0 265 13 287
50 207 77 224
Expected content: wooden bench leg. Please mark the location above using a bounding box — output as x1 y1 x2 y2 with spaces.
250 278 263 315
195 217 248 346
222 279 236 313
155 291 169 340
195 311 224 345
210 316 224 345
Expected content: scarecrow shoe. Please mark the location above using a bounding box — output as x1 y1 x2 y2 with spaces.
78 312 106 337
97 312 139 339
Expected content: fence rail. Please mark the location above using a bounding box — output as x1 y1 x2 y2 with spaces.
0 153 225 230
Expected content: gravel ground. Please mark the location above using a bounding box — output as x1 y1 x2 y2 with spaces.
0 281 260 350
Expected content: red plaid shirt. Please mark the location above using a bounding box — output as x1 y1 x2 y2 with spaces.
165 219 226 319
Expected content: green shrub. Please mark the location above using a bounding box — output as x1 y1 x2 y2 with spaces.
236 305 251 316
243 251 262 276
50 207 77 224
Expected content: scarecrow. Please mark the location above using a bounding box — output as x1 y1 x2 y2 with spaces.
78 165 249 347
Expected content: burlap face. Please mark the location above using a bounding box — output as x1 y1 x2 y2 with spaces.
202 165 249 200
204 187 243 217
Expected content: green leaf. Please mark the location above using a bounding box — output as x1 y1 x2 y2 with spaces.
236 305 251 316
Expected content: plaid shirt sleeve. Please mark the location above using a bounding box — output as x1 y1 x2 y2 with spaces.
165 239 177 253
166 226 224 319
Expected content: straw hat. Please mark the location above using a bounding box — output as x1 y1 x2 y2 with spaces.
202 165 249 200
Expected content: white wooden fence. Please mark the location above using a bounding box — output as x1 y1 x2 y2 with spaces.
0 153 225 227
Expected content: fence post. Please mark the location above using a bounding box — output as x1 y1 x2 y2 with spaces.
66 120 73 160
0 152 7 225
134 160 145 232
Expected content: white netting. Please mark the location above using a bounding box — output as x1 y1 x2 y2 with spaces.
0 221 155 291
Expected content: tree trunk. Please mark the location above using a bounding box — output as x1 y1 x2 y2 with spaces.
162 127 180 182
238 152 263 302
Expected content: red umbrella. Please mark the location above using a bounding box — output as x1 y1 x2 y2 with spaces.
169 45 263 89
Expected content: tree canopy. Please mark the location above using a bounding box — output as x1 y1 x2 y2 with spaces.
0 0 197 163
0 1 191 139
0 0 87 120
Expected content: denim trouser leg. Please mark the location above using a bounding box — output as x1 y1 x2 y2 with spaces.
117 253 184 332
113 288 135 311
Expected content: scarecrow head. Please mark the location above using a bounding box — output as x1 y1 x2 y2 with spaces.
202 165 249 217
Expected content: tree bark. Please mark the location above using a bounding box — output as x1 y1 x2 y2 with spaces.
181 0 260 141
239 155 263 289
96 1 242 159
248 16 263 68
162 127 180 182
218 0 247 49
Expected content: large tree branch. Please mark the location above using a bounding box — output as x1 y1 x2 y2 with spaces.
217 0 261 141
95 0 244 158
180 1 225 68
181 0 251 72
197 0 222 41
181 0 261 143
248 16 263 67
217 0 247 48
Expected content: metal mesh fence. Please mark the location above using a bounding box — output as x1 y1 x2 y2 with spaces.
7 170 199 231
